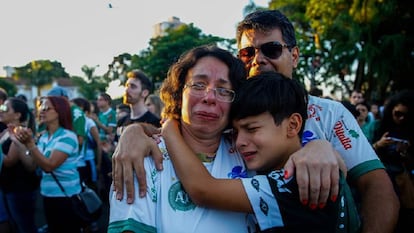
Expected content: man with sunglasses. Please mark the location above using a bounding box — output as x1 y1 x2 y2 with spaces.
234 10 398 233
111 9 398 233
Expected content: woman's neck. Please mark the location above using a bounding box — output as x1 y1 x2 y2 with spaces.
47 121 60 136
180 124 221 156
357 117 365 126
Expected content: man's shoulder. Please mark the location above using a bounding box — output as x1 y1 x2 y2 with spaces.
308 95 342 107
128 111 161 127
141 111 161 127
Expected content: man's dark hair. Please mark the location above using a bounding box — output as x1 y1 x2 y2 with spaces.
126 69 154 93
99 93 112 105
236 10 297 49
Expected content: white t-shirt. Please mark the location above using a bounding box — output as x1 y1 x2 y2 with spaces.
304 96 384 180
109 136 255 233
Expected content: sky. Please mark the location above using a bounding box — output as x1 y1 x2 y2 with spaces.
0 0 268 79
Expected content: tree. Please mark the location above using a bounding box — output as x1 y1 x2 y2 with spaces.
0 79 17 97
13 60 69 96
72 65 109 100
269 0 414 102
105 23 231 88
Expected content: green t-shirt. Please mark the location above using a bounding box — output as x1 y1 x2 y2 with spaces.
98 108 117 141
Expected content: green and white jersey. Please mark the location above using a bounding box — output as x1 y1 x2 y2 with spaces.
108 136 255 233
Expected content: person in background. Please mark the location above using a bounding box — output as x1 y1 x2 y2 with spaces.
0 97 39 233
71 97 102 233
0 88 8 132
145 94 164 119
111 9 398 233
115 103 130 124
309 86 323 97
0 87 10 233
14 96 82 233
355 101 378 144
349 89 365 106
92 93 116 152
46 86 87 185
15 94 28 103
372 90 414 232
115 70 161 144
91 93 116 202
71 98 102 190
369 100 382 121
163 72 361 232
341 100 360 119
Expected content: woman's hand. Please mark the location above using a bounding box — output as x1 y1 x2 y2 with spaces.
112 123 163 203
11 125 35 148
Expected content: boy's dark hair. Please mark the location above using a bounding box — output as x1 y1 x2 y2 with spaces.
72 97 91 113
126 69 154 93
99 93 112 105
230 72 308 136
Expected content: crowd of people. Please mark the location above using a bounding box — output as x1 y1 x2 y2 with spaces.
0 8 412 233
0 67 163 232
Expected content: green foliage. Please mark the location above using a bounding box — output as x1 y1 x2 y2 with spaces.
269 0 414 102
13 60 69 88
105 24 228 89
0 79 17 97
133 24 226 85
72 65 109 100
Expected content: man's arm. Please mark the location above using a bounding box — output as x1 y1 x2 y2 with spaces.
293 98 399 232
284 140 346 208
112 123 163 203
356 169 399 233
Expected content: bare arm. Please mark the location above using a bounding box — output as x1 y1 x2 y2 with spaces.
112 123 163 203
9 139 37 171
356 169 399 233
90 114 113 136
14 127 67 172
2 127 36 170
90 126 102 172
162 119 252 212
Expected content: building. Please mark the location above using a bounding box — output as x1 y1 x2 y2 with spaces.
152 16 184 38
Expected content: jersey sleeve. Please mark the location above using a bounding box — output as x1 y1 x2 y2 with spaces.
108 157 158 233
304 97 384 181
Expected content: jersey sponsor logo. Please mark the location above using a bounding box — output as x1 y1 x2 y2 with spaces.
334 120 353 150
307 104 322 121
227 165 248 179
168 181 196 211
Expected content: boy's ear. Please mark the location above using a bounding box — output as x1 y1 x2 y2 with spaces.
287 113 302 137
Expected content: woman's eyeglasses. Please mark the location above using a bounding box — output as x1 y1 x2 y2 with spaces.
238 41 293 63
185 82 235 103
39 104 54 112
0 104 8 112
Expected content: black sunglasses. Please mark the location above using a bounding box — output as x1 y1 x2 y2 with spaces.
238 41 292 63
